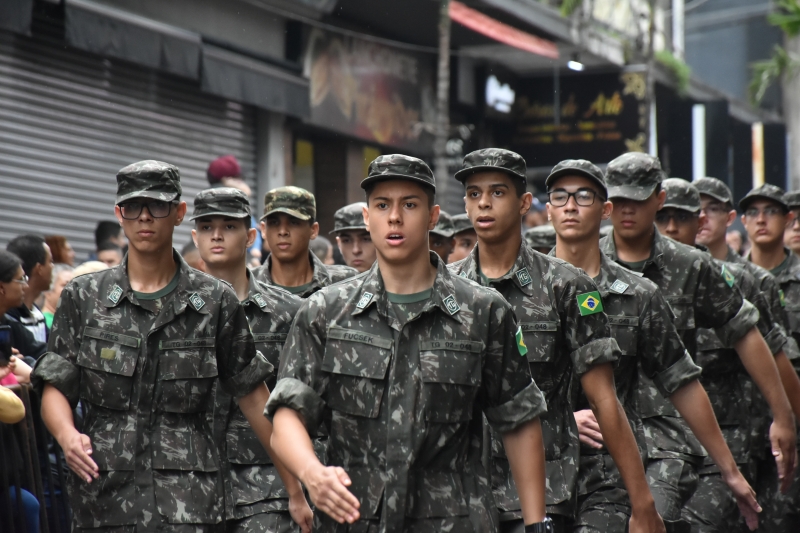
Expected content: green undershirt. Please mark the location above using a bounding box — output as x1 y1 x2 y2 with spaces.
616 258 647 273
276 280 315 295
133 269 180 300
770 252 791 277
386 289 433 303
387 289 432 325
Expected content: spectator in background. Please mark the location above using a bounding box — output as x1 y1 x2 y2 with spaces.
522 195 548 229
70 261 108 278
207 155 263 262
0 250 46 363
726 229 745 256
180 241 206 272
6 235 52 343
45 235 75 266
96 242 123 267
309 235 335 265
95 220 127 251
42 264 73 329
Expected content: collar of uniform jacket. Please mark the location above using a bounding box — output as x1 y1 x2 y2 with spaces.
351 251 463 324
547 247 636 298
745 247 800 282
101 250 211 315
600 225 666 272
459 241 539 296
260 250 331 289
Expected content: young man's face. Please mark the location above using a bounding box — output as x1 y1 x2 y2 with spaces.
464 171 532 244
97 249 123 267
193 216 256 269
363 180 438 266
428 233 455 264
655 207 702 246
785 208 800 255
448 229 477 263
336 230 376 273
741 199 792 248
696 196 735 246
115 200 186 255
546 175 611 243
261 213 319 263
609 189 666 241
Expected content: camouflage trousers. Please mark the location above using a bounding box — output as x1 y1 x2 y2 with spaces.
499 515 571 533
753 451 800 533
226 511 297 533
73 525 222 533
573 454 630 533
319 516 475 533
646 458 699 523
681 473 740 533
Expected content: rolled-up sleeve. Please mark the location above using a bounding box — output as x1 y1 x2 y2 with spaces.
652 351 702 397
31 353 81 406
561 274 619 375
714 299 759 347
265 378 326 436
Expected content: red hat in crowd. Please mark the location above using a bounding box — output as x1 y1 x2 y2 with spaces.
207 155 241 183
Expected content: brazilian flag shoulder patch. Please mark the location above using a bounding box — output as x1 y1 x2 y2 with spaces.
721 265 735 288
515 326 528 356
780 289 786 308
577 291 604 316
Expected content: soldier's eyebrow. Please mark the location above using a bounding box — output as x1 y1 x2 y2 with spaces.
466 183 509 191
371 194 423 202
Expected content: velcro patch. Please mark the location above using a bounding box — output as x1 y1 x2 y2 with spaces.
515 268 532 286
253 293 268 309
609 280 629 294
443 294 460 315
576 291 604 316
189 293 206 311
108 285 123 305
356 292 374 309
100 348 117 360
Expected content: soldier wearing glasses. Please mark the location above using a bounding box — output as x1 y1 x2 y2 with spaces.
31 161 306 532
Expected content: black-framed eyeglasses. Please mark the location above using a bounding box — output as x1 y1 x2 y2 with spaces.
119 200 177 220
744 206 785 219
548 189 605 207
655 211 698 224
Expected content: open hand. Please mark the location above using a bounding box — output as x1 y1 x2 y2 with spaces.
574 409 604 449
303 464 360 524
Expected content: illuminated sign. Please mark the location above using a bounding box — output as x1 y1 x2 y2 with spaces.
486 75 515 113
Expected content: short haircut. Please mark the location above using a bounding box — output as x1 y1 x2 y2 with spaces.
6 234 46 276
51 263 74 285
97 241 122 254
95 221 122 247
364 180 435 208
195 215 252 229
0 250 22 283
461 173 527 198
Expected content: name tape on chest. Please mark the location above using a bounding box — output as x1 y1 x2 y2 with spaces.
252 293 268 309
515 268 532 287
576 291 604 316
189 293 206 311
108 285 123 305
252 332 288 343
443 294 460 315
609 280 629 294
356 292 374 309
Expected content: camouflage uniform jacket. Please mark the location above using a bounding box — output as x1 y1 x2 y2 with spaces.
214 269 303 520
600 229 758 462
753 248 800 373
253 251 357 298
266 253 547 533
30 252 272 530
449 243 620 518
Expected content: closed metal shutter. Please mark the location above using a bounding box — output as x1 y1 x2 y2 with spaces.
0 17 257 261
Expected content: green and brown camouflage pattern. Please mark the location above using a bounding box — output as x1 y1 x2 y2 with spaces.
739 183 788 212
30 251 271 530
661 178 701 213
545 159 607 198
451 213 474 234
261 186 316 222
694 177 733 205
265 252 546 532
449 242 620 519
605 152 663 201
430 210 455 238
524 225 556 251
361 154 436 191
454 148 527 184
252 251 357 299
190 187 252 221
784 190 800 209
115 160 182 204
330 202 368 234
213 269 303 526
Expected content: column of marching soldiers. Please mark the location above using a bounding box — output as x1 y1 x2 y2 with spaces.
27 148 800 533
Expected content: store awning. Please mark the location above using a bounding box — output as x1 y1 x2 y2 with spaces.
201 45 310 119
64 0 202 79
0 0 33 35
449 1 559 59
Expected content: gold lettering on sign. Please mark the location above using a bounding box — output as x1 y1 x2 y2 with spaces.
583 92 624 118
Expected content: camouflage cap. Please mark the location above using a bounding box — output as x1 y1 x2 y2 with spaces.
784 190 800 209
739 184 787 212
694 177 733 205
261 186 316 221
330 202 367 234
545 159 607 198
605 152 663 201
189 187 251 221
662 178 701 213
361 154 435 191
116 160 181 204
451 213 474 234
431 210 455 238
524 224 556 250
454 148 527 184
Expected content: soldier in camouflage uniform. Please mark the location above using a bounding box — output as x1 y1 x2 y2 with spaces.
740 185 800 532
654 178 796 532
330 202 376 273
524 225 556 254
448 149 655 533
254 186 357 297
600 153 795 530
428 209 456 263
785 191 800 256
31 161 296 532
448 213 477 264
189 188 311 533
265 154 551 533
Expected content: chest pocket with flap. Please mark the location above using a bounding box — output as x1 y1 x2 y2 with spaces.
419 338 483 423
77 326 141 410
158 338 218 413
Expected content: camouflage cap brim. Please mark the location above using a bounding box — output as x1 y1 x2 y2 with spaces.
607 183 658 202
116 190 180 204
739 194 788 212
188 210 250 222
430 228 456 238
661 201 700 213
329 225 369 235
545 168 607 197
453 165 526 184
260 207 312 221
360 174 436 191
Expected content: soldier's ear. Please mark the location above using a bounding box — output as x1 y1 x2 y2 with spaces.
429 205 440 231
310 222 320 240
363 206 370 232
602 200 613 220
